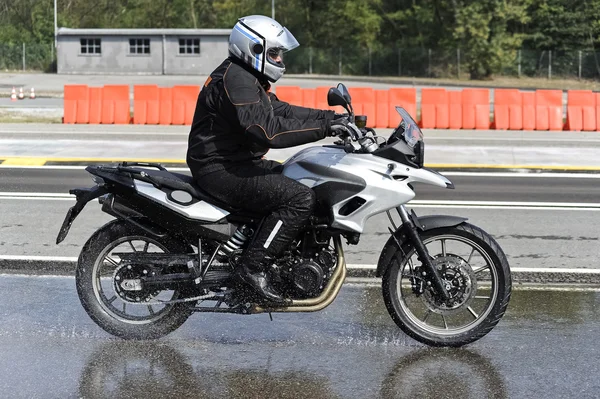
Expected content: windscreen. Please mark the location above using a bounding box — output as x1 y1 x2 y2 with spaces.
395 107 422 148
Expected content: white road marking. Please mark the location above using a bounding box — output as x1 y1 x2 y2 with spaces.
3 165 600 178
2 193 600 211
1 255 599 275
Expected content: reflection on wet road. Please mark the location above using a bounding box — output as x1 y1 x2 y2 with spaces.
0 275 598 398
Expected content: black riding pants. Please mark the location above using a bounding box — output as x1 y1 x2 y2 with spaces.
194 159 316 270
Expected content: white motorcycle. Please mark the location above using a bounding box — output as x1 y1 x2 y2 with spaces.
57 83 511 347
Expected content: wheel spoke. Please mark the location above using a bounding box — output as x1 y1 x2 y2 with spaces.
442 315 448 330
147 305 155 315
143 242 150 253
122 302 127 313
441 239 447 257
473 265 489 274
467 248 475 264
107 295 117 304
467 306 479 319
474 295 490 299
423 309 432 323
105 256 120 267
128 241 137 252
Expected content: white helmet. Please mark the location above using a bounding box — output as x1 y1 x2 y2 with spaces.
229 15 299 83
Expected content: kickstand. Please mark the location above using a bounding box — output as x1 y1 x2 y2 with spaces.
268 312 273 321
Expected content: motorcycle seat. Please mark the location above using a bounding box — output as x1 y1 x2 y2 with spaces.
129 167 265 219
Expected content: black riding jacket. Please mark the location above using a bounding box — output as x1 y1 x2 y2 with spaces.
187 57 334 175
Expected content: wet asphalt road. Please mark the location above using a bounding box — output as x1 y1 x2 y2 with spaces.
0 274 598 398
3 167 600 202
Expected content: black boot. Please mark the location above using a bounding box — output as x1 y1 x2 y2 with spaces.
235 263 290 305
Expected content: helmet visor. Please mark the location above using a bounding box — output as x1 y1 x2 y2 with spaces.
276 27 299 52
267 47 284 66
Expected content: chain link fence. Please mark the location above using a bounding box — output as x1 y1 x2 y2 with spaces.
3 42 600 80
0 43 55 72
286 47 600 80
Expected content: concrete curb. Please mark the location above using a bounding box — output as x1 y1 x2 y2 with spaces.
3 259 600 285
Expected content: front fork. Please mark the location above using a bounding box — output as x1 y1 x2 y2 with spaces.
394 205 450 301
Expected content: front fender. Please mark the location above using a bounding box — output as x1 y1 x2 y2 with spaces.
375 215 467 278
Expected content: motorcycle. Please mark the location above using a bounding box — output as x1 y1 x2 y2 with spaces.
56 83 511 347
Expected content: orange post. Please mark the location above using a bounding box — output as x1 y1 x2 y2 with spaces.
63 85 89 124
421 88 449 129
102 85 130 124
133 85 160 124
158 87 173 125
388 88 417 128
172 85 200 125
565 90 596 131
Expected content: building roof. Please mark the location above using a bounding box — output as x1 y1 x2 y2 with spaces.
57 28 232 36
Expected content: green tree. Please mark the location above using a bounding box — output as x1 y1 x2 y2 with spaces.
451 0 530 79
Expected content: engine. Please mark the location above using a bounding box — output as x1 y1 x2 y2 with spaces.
278 247 337 299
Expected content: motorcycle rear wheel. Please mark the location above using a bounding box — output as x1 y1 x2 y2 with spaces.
382 223 511 347
76 220 194 339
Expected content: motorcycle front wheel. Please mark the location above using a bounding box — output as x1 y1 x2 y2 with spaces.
382 223 511 347
76 220 194 340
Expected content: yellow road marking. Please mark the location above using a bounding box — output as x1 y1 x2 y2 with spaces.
1 157 599 171
2 158 47 166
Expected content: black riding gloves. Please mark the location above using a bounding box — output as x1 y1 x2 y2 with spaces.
328 117 352 137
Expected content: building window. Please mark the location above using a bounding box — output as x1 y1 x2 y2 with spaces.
129 38 150 55
179 38 200 55
80 38 101 55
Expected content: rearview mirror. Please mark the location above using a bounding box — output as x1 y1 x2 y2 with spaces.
327 88 347 108
337 83 351 103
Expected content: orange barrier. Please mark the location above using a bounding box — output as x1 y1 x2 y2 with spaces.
315 86 330 111
63 85 89 124
521 91 536 130
64 84 130 124
448 90 462 129
134 85 160 124
172 85 200 125
565 90 596 131
275 86 302 106
348 88 376 127
535 90 563 131
88 87 103 124
158 87 173 125
421 88 449 129
66 85 580 131
596 93 600 131
388 88 417 128
375 90 389 128
302 88 316 109
462 89 490 129
493 89 522 130
102 85 130 124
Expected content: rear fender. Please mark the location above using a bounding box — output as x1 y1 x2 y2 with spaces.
56 185 108 244
375 215 467 277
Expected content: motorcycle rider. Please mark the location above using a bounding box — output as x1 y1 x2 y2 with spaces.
187 15 351 304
